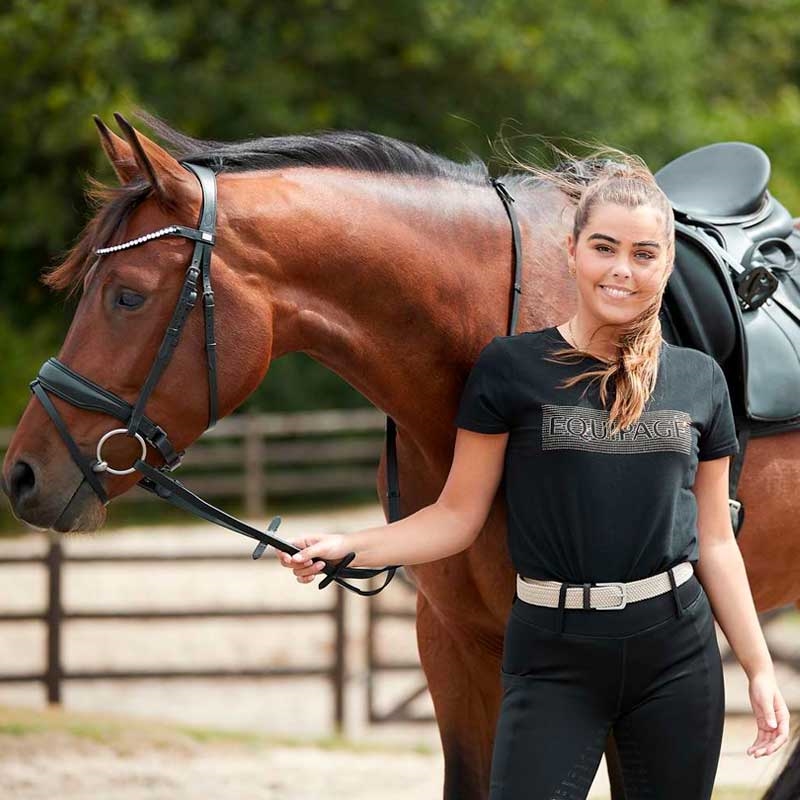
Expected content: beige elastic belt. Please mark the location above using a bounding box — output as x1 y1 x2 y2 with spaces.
516 561 694 611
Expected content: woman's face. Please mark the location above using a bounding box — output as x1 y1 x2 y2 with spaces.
566 201 670 328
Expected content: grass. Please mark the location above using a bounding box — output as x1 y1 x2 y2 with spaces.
0 704 435 756
779 610 800 626
175 725 434 754
0 719 49 736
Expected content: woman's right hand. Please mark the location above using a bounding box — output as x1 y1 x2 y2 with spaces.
277 533 352 584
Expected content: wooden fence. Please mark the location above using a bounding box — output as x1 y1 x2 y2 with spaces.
2 412 799 725
0 409 384 732
0 536 349 728
0 408 389 518
366 570 434 724
1 540 798 731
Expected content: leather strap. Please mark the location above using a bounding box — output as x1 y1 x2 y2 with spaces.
135 459 397 596
127 163 218 436
385 416 401 522
381 178 524 532
127 263 201 435
729 425 750 537
184 163 219 430
491 178 524 336
36 359 183 469
31 380 109 505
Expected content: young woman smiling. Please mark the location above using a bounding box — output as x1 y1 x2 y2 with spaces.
279 150 790 799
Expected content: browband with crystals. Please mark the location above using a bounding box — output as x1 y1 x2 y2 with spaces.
95 224 215 255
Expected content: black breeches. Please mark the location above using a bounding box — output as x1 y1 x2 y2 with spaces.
489 574 725 800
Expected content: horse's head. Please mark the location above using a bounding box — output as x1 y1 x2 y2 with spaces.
1 115 272 532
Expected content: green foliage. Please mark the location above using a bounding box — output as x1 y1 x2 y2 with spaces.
2 0 799 422
0 312 63 426
244 353 368 412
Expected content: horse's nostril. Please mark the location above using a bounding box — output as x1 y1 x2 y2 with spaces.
8 460 37 506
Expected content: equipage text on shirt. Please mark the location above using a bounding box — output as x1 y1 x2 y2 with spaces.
454 326 740 583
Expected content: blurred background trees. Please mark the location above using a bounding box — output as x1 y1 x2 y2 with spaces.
3 0 800 424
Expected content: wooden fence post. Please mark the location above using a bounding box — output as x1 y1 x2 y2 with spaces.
333 582 346 733
244 412 265 518
45 533 63 705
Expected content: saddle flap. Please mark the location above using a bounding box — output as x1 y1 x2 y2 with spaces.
665 217 800 425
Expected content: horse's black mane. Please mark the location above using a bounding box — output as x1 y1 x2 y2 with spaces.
139 110 493 185
49 110 543 293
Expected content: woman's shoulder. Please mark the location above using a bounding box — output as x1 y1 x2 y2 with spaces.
661 340 718 369
660 341 724 388
501 326 561 350
468 329 554 373
475 328 554 363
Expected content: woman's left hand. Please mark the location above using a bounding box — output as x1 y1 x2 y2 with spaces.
747 669 791 757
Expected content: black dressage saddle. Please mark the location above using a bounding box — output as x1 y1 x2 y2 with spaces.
655 141 800 534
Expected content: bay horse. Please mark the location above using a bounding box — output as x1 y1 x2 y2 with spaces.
1 112 798 799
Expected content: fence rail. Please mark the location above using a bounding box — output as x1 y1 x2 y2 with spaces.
0 408 388 517
3 412 799 726
0 408 381 731
0 537 349 728
2 540 799 729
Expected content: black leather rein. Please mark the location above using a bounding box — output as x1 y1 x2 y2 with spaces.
29 163 523 597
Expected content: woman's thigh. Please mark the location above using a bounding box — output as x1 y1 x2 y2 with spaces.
613 589 725 800
489 611 623 799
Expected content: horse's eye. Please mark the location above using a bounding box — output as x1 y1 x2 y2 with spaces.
116 291 145 309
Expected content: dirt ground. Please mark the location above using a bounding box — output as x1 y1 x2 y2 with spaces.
0 503 797 798
0 704 445 800
0 705 793 800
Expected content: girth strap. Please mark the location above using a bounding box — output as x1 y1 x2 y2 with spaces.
381 177 523 528
385 416 401 522
728 424 750 536
491 177 524 336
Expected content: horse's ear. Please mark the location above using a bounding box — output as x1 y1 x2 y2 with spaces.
93 115 140 185
112 112 193 204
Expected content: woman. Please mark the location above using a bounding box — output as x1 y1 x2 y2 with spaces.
278 150 790 799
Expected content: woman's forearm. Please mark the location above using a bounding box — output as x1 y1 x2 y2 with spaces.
695 538 774 679
344 500 477 568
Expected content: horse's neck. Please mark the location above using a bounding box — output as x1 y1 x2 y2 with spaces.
221 168 560 439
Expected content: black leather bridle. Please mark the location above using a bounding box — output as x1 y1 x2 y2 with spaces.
29 162 523 597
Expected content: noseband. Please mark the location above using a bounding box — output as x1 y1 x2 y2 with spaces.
29 164 523 597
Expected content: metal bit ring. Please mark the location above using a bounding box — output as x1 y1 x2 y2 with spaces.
94 429 147 475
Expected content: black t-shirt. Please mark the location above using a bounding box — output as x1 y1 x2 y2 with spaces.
454 326 740 583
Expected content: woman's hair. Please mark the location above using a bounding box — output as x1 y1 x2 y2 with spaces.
498 136 675 437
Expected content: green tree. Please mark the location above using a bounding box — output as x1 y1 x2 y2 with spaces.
2 0 799 424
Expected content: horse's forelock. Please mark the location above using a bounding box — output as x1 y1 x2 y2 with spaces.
45 179 153 295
